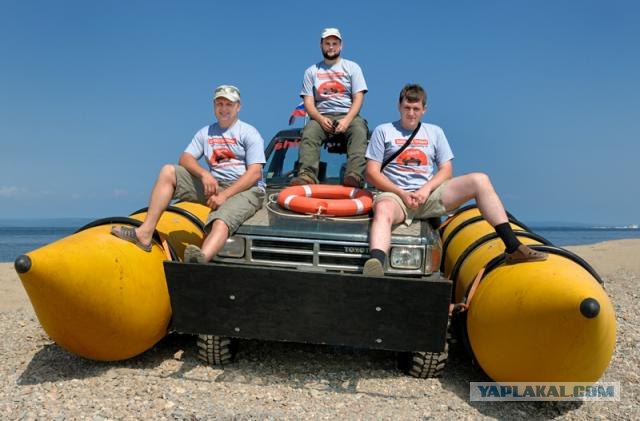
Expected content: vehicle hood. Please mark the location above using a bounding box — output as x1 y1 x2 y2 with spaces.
236 194 434 245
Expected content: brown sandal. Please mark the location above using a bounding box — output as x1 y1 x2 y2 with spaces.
110 226 152 252
505 244 548 264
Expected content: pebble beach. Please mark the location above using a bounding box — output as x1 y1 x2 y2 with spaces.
1 239 638 419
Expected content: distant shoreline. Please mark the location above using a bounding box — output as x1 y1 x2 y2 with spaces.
0 218 93 228
0 218 638 229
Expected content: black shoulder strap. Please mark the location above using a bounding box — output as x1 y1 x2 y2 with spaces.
381 122 421 171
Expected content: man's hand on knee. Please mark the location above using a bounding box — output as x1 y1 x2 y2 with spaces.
401 191 420 209
414 186 432 205
201 172 219 197
206 193 227 210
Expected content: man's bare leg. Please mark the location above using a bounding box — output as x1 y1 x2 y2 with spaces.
365 199 406 276
136 165 178 245
441 172 547 263
112 164 177 248
440 172 507 225
184 219 230 263
200 219 230 261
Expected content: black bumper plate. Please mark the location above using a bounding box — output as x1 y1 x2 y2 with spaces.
164 262 451 352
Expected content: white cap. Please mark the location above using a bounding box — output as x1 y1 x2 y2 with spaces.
213 85 241 102
321 27 342 40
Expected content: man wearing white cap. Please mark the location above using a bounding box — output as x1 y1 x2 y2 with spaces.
111 85 266 263
291 27 369 187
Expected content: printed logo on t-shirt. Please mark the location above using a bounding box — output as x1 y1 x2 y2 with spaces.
211 148 237 164
394 138 429 146
392 135 430 173
208 137 238 145
317 80 346 98
317 71 346 79
397 149 428 173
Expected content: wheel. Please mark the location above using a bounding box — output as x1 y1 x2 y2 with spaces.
399 316 451 378
197 334 237 366
401 341 449 378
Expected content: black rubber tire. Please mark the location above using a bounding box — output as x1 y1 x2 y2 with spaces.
403 343 449 378
197 335 237 366
400 317 451 378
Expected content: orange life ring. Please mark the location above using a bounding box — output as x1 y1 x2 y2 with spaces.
277 184 373 216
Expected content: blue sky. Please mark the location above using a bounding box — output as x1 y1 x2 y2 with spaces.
1 1 638 225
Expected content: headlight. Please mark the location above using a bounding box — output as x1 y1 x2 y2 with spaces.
217 236 245 258
389 247 422 269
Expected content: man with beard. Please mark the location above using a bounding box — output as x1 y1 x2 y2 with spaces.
110 85 266 264
363 84 548 276
290 28 369 187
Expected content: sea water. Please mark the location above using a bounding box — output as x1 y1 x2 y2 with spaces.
0 227 78 263
1 224 639 263
531 226 640 248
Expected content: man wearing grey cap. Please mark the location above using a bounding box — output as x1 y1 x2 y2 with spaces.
111 85 266 263
291 27 369 187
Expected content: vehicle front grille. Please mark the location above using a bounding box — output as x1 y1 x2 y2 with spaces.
251 251 314 264
252 239 314 251
214 235 426 275
219 236 369 271
250 238 315 264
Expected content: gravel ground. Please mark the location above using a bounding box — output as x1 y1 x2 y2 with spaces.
1 240 638 419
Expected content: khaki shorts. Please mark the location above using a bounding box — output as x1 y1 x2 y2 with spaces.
173 165 265 234
373 181 450 226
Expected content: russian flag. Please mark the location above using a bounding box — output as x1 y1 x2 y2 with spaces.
288 102 307 125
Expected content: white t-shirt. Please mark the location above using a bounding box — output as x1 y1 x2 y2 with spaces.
300 58 367 114
366 121 454 191
184 120 266 190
